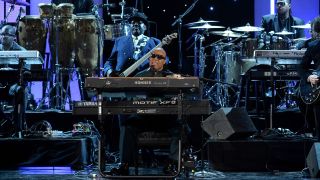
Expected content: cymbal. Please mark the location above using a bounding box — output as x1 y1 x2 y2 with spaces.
1 0 30 6
210 30 247 38
185 18 219 26
292 23 311 29
189 23 225 29
274 30 294 35
293 37 309 42
232 25 264 32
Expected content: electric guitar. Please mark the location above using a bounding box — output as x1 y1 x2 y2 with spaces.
300 73 320 105
117 33 177 77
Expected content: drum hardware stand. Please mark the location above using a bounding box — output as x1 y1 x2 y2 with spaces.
2 3 15 25
203 34 248 108
92 5 105 77
36 20 73 111
35 65 73 111
172 0 199 73
193 32 206 78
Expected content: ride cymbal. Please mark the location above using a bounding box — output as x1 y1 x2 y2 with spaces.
189 23 225 29
210 29 247 38
232 24 264 32
274 30 294 35
292 23 311 29
185 18 219 26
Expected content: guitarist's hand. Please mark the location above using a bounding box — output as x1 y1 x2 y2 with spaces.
106 69 120 77
307 75 319 86
162 33 178 45
109 71 120 77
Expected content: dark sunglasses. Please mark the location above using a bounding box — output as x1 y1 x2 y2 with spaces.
276 2 287 6
150 53 165 60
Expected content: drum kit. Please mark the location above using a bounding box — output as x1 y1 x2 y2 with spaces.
187 19 311 110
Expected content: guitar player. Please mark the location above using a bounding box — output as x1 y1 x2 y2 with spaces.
103 12 169 77
299 16 320 140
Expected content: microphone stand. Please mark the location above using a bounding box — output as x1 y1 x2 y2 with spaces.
2 4 15 25
171 0 199 73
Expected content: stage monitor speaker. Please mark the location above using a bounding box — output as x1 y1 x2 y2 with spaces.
201 107 257 140
307 143 320 178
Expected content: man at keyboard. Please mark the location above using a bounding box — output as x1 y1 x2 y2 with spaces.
0 25 30 137
108 48 183 176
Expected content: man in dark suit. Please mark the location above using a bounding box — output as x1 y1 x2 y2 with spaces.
299 17 320 140
103 12 164 77
259 0 305 49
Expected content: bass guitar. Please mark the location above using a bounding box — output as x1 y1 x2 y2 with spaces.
118 33 177 77
300 75 320 105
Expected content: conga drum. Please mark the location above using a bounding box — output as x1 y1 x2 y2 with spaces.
74 15 103 76
50 16 75 67
38 3 56 19
18 15 47 56
56 3 74 18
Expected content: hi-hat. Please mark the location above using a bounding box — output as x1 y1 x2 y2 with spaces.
189 23 225 29
1 0 30 6
232 24 264 32
185 18 219 26
210 29 247 38
292 23 311 29
275 30 294 35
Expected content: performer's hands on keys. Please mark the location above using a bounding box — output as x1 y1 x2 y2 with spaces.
308 74 319 86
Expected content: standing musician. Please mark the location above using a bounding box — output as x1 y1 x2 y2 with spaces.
298 17 320 140
107 48 182 176
103 12 166 77
51 0 94 14
0 25 29 136
259 0 305 49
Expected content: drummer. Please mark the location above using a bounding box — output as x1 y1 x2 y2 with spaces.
51 0 94 14
258 0 305 49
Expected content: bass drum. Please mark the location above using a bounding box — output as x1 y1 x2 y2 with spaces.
18 15 47 56
74 15 103 76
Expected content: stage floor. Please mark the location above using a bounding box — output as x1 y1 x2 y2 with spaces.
0 167 310 179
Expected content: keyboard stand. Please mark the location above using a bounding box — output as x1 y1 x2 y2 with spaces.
96 90 182 179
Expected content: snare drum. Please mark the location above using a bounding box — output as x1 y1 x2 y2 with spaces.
74 15 103 76
18 15 47 56
56 3 74 18
271 36 290 50
104 23 130 40
38 3 56 19
241 38 258 60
